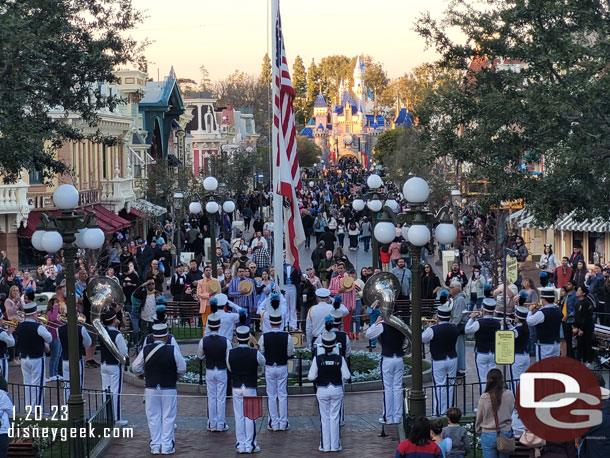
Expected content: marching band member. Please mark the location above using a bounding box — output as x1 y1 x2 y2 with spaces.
314 311 351 358
308 331 351 452
526 287 562 360
198 312 231 432
58 315 92 400
365 314 407 425
132 322 186 455
465 298 501 394
204 294 242 342
422 305 458 417
143 303 178 346
99 308 129 426
258 310 294 431
227 325 266 454
259 293 287 333
0 312 15 380
14 303 52 409
306 289 348 348
509 306 531 392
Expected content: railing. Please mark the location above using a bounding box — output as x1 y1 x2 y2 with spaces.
8 380 107 418
101 176 136 213
166 301 204 340
8 382 113 458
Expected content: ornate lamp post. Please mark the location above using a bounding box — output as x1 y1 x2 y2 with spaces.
173 192 184 263
31 184 105 456
190 176 235 277
370 177 457 420
352 174 389 270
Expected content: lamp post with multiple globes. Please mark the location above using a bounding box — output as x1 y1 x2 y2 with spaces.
189 176 235 277
362 176 458 421
31 184 106 456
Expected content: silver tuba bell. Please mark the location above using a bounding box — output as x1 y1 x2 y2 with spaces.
363 272 412 355
86 277 126 364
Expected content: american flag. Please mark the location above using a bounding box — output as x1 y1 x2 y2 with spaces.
273 1 305 270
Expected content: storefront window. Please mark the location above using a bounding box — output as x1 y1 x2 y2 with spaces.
588 232 605 265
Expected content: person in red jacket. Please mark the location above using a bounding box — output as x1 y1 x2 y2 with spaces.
396 417 442 458
553 256 573 288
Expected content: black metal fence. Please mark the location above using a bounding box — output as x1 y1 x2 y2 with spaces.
8 381 115 458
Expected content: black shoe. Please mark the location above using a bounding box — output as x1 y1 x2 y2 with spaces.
85 360 100 368
456 371 465 378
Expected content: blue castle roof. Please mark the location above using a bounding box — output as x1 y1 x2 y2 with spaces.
366 114 387 128
306 118 315 126
317 123 325 130
394 108 414 127
313 94 327 108
299 127 313 138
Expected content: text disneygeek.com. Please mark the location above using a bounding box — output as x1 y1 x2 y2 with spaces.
9 423 134 442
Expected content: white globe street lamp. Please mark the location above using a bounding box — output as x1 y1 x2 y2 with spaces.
367 174 383 190
53 184 79 210
222 201 236 213
82 228 105 249
435 223 458 245
401 225 410 242
374 221 396 244
75 228 88 249
352 199 365 212
367 199 383 212
203 176 219 192
385 199 400 213
408 225 431 247
403 177 430 204
31 230 46 251
41 231 63 253
206 201 219 214
189 202 202 214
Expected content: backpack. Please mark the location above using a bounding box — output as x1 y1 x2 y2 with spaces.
400 241 409 254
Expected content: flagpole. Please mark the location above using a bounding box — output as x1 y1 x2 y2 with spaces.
271 0 284 289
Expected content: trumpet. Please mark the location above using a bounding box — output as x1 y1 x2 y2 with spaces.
1 318 19 331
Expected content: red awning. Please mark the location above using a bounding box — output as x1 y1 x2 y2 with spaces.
17 211 60 238
18 206 130 237
86 205 131 233
119 207 144 221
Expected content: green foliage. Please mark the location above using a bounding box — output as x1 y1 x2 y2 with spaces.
0 0 144 183
296 137 322 167
376 128 453 208
260 53 272 88
415 0 610 223
305 58 321 118
373 128 404 165
292 55 308 125
381 63 462 115
215 148 270 197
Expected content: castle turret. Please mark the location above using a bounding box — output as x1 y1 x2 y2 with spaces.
352 55 366 113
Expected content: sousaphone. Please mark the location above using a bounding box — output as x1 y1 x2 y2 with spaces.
363 272 412 355
86 277 126 364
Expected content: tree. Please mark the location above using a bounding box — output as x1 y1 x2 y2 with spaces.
215 148 270 197
305 59 320 119
177 78 198 94
0 0 144 183
381 64 461 115
260 53 272 88
317 55 352 104
199 65 211 92
296 137 322 167
375 128 450 208
415 0 610 223
292 55 308 125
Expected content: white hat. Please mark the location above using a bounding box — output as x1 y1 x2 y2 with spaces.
316 288 331 298
215 293 228 306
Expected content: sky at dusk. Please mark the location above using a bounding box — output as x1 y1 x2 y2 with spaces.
129 0 454 82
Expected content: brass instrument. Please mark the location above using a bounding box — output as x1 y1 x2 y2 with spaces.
86 278 126 364
364 272 412 355
1 318 19 331
421 317 437 329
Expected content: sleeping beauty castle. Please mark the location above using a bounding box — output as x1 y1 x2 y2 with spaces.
299 55 413 167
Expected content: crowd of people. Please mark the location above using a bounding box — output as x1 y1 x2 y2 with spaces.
1 160 610 457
